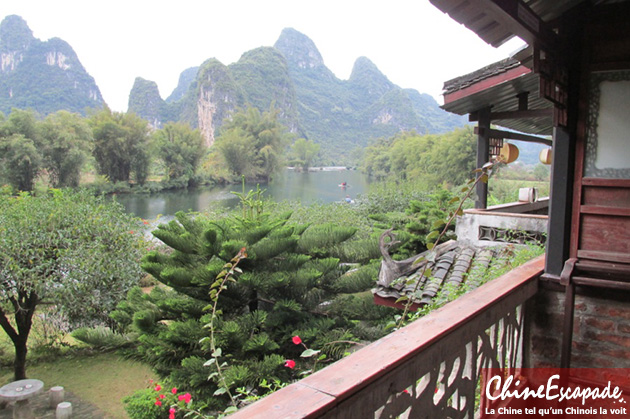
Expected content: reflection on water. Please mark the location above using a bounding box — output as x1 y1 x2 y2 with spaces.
114 169 369 220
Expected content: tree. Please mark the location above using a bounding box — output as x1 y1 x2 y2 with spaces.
0 190 144 379
533 163 550 181
361 127 476 188
90 107 151 184
0 109 43 192
40 111 92 188
216 106 290 182
0 134 41 192
290 138 320 171
153 122 206 182
112 195 390 411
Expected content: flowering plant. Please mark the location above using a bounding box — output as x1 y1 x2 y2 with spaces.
123 380 194 419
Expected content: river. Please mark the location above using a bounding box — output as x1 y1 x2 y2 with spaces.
114 168 370 220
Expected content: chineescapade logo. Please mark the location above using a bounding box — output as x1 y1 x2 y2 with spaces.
480 368 629 418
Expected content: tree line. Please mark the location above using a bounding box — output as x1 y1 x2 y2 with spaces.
361 126 478 188
0 105 321 194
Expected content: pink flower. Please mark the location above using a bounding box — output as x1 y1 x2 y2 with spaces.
169 407 176 419
292 336 302 345
178 393 192 404
171 387 177 394
284 359 296 369
154 400 162 406
154 384 162 392
159 394 166 399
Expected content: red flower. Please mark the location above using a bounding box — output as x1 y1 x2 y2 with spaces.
129 231 135 234
143 220 149 225
292 336 302 345
178 393 192 404
154 384 162 392
171 387 177 394
284 359 296 369
169 407 176 419
159 394 166 399
154 400 162 406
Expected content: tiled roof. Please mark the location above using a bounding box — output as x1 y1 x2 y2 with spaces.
442 56 522 95
373 240 508 308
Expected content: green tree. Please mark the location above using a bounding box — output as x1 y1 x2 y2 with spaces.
0 110 43 191
153 122 206 182
533 163 550 181
290 138 320 171
90 107 151 184
40 111 92 188
0 190 144 380
361 127 476 188
112 196 390 411
0 134 41 192
216 106 290 182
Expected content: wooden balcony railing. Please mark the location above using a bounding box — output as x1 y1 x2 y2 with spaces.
230 255 545 419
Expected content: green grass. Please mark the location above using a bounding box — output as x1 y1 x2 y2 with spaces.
0 351 155 418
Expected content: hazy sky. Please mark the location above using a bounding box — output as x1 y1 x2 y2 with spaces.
2 0 524 112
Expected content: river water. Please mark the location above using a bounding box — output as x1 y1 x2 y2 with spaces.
114 168 369 220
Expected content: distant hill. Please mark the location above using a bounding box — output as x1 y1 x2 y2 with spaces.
0 15 466 165
128 28 467 164
0 15 104 116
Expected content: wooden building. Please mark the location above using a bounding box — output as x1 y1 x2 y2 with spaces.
432 0 630 369
229 1 630 417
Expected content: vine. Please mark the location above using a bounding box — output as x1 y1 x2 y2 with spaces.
395 161 498 328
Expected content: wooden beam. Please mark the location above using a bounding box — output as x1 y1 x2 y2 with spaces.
517 91 529 111
469 108 553 121
488 0 560 52
474 126 552 145
476 108 491 209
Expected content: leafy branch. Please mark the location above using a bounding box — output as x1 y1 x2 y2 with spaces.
202 247 247 412
396 161 497 328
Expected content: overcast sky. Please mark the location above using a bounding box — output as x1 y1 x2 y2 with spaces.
2 0 524 112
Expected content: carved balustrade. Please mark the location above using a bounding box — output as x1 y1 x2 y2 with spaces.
230 255 544 419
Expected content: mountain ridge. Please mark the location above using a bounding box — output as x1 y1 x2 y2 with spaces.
0 15 466 165
128 27 466 163
0 15 104 116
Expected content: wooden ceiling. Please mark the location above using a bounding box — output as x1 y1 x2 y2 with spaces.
429 0 612 48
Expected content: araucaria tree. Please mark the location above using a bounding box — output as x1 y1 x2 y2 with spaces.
90 107 151 184
0 190 144 380
114 198 390 411
215 105 290 182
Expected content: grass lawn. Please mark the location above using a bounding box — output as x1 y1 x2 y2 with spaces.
0 351 155 418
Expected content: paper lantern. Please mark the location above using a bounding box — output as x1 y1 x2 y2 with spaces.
539 148 552 165
498 143 519 164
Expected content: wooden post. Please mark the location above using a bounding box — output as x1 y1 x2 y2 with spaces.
476 107 491 209
545 127 574 276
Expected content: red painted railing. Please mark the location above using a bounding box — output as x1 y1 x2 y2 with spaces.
230 255 545 418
